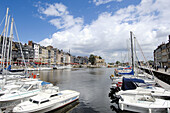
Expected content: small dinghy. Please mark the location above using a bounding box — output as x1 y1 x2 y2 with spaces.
13 86 80 113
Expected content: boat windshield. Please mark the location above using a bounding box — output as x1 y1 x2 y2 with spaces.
28 84 38 91
19 84 31 92
32 100 39 104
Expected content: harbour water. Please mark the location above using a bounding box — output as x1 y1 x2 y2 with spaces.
38 68 119 113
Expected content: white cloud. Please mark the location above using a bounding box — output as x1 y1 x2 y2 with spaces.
37 3 83 30
92 0 122 6
40 3 68 17
39 0 170 62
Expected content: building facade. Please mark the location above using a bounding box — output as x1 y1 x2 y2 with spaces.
154 35 170 68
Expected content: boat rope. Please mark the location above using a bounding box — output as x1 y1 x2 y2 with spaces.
13 20 28 76
134 36 155 80
0 16 5 27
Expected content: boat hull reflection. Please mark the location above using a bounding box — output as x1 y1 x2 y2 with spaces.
48 100 79 113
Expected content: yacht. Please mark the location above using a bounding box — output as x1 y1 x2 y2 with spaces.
13 86 80 113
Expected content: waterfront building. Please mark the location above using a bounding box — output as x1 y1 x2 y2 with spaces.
95 56 106 66
56 49 64 65
39 46 48 64
66 53 71 64
46 46 55 65
53 48 58 65
73 56 79 64
22 44 34 63
154 35 170 67
28 41 40 63
28 41 40 65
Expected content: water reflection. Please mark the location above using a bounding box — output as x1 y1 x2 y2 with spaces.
39 68 114 113
49 100 79 113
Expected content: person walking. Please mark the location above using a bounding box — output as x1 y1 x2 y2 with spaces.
165 66 168 72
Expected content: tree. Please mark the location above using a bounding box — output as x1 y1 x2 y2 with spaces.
99 56 102 59
116 61 120 64
89 54 96 65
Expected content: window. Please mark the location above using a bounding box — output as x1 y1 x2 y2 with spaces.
50 94 58 97
32 100 39 104
40 100 49 104
29 99 33 102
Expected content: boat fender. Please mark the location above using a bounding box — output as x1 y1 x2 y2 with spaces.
167 108 169 113
121 104 124 110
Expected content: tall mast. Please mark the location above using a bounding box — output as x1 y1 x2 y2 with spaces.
130 31 134 71
1 8 9 68
3 15 10 71
7 17 14 67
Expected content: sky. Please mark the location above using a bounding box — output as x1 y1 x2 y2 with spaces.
0 0 170 63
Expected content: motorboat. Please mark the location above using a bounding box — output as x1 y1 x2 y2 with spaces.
39 67 52 71
65 65 73 69
119 94 170 113
114 66 134 76
13 86 80 113
0 80 52 102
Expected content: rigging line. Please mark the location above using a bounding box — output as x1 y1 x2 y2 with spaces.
13 20 28 75
134 36 155 79
0 24 7 36
0 16 5 27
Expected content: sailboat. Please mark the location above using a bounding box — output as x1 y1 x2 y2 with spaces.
109 31 170 113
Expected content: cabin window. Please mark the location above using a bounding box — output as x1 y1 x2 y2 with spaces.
50 94 58 97
29 84 38 91
40 100 49 104
19 84 31 91
11 92 16 94
32 100 39 104
29 99 33 102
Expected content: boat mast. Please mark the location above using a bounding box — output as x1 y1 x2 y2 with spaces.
1 8 9 68
130 31 134 71
7 17 14 68
10 18 14 66
3 15 10 72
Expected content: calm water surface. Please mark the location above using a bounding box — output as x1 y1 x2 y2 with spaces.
39 68 117 113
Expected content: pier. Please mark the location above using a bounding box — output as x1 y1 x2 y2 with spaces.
139 66 170 85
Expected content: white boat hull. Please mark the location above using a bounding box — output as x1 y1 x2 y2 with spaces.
13 90 80 113
119 95 170 113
